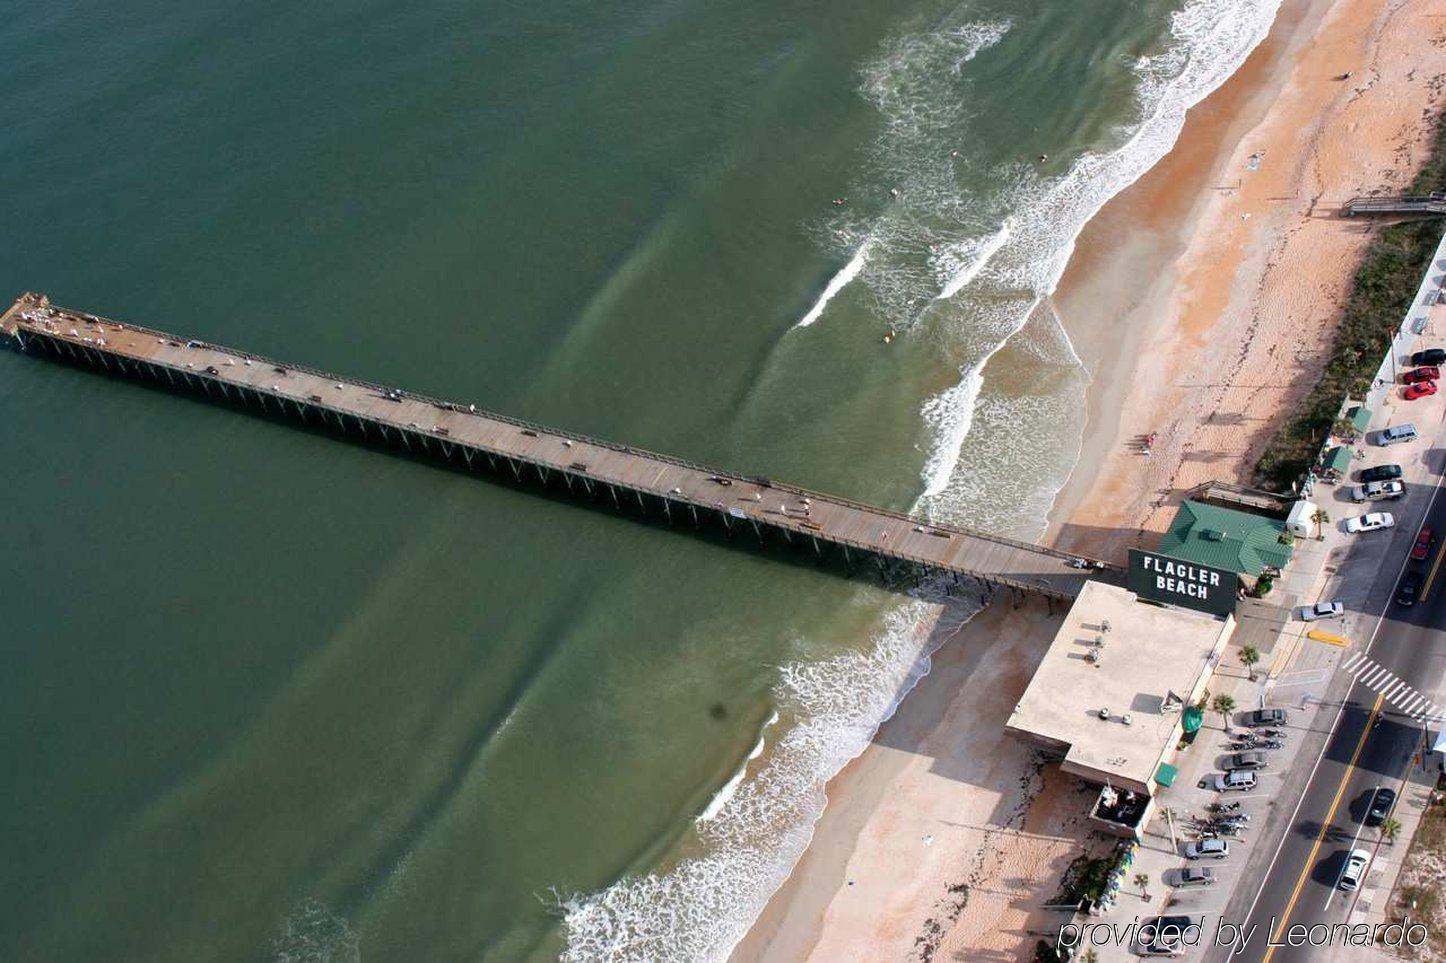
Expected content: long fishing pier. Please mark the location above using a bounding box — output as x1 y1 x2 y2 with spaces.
2 293 1118 599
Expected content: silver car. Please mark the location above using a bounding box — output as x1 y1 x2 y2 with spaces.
1296 601 1344 621
1214 770 1258 792
1176 867 1216 888
1185 838 1230 860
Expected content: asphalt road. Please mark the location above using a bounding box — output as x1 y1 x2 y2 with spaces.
1217 462 1446 962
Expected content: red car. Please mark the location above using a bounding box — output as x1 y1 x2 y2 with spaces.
1413 526 1436 561
1404 381 1438 401
1404 366 1440 385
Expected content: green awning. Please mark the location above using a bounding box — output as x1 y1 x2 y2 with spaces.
1324 446 1353 473
1182 707 1204 734
1348 406 1372 433
1155 763 1179 787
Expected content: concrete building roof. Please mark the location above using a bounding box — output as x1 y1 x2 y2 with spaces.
1006 581 1234 794
1157 500 1293 575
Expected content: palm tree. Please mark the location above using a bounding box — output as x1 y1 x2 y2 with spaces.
1134 872 1151 900
1240 646 1261 681
1312 508 1330 539
1380 816 1402 844
1213 694 1238 733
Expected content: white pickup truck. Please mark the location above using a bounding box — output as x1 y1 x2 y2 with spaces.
1350 480 1406 502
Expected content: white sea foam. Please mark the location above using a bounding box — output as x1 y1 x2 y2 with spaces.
933 222 1011 301
272 899 360 963
793 239 873 329
697 711 778 822
560 586 981 963
560 1 1282 959
915 0 1282 518
917 355 990 499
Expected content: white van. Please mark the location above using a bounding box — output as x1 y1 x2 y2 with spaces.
1377 423 1418 446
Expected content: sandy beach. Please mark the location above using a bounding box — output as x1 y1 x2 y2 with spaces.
734 0 1446 958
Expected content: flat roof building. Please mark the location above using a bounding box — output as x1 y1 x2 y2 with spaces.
1006 581 1235 797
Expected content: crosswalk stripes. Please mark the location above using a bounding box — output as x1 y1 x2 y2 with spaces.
1341 650 1443 722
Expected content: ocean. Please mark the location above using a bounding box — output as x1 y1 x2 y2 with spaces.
0 0 1277 960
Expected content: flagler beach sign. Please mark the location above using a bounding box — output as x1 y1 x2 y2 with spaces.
1128 549 1239 617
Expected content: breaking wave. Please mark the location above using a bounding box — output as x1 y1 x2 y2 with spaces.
560 0 1282 959
697 711 778 823
793 239 873 329
560 586 981 962
933 222 1011 302
915 0 1281 518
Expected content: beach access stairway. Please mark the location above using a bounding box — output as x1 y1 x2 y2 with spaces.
1 293 1119 599
1342 194 1446 217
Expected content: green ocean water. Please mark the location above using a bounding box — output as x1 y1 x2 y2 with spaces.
0 1 1278 960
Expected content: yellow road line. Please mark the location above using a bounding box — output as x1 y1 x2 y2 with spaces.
1422 537 1446 602
1262 693 1385 963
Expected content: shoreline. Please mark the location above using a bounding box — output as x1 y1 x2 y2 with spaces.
1051 0 1442 559
733 0 1446 958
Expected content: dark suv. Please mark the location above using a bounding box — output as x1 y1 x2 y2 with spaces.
1398 571 1423 607
1366 787 1397 827
1361 464 1403 484
1411 348 1446 366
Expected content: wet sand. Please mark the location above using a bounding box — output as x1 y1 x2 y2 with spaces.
733 0 1446 958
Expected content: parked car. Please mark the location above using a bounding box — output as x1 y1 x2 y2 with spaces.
1245 708 1288 727
1411 348 1446 366
1360 464 1403 483
1139 915 1198 956
1403 366 1440 385
1176 867 1216 888
1213 770 1258 792
1339 849 1371 891
1366 787 1398 827
1404 381 1438 401
1185 838 1231 860
1228 751 1269 770
1397 571 1423 607
1296 601 1345 621
1346 511 1396 533
1377 423 1419 446
1413 526 1437 561
1350 480 1406 502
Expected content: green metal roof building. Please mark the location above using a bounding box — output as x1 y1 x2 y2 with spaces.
1347 405 1372 434
1323 446 1353 474
1157 500 1293 576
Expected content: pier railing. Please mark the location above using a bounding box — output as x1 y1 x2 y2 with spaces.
3 293 1119 597
1342 194 1446 216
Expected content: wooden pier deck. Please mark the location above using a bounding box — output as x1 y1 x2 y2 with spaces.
1342 194 1446 217
2 293 1119 599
